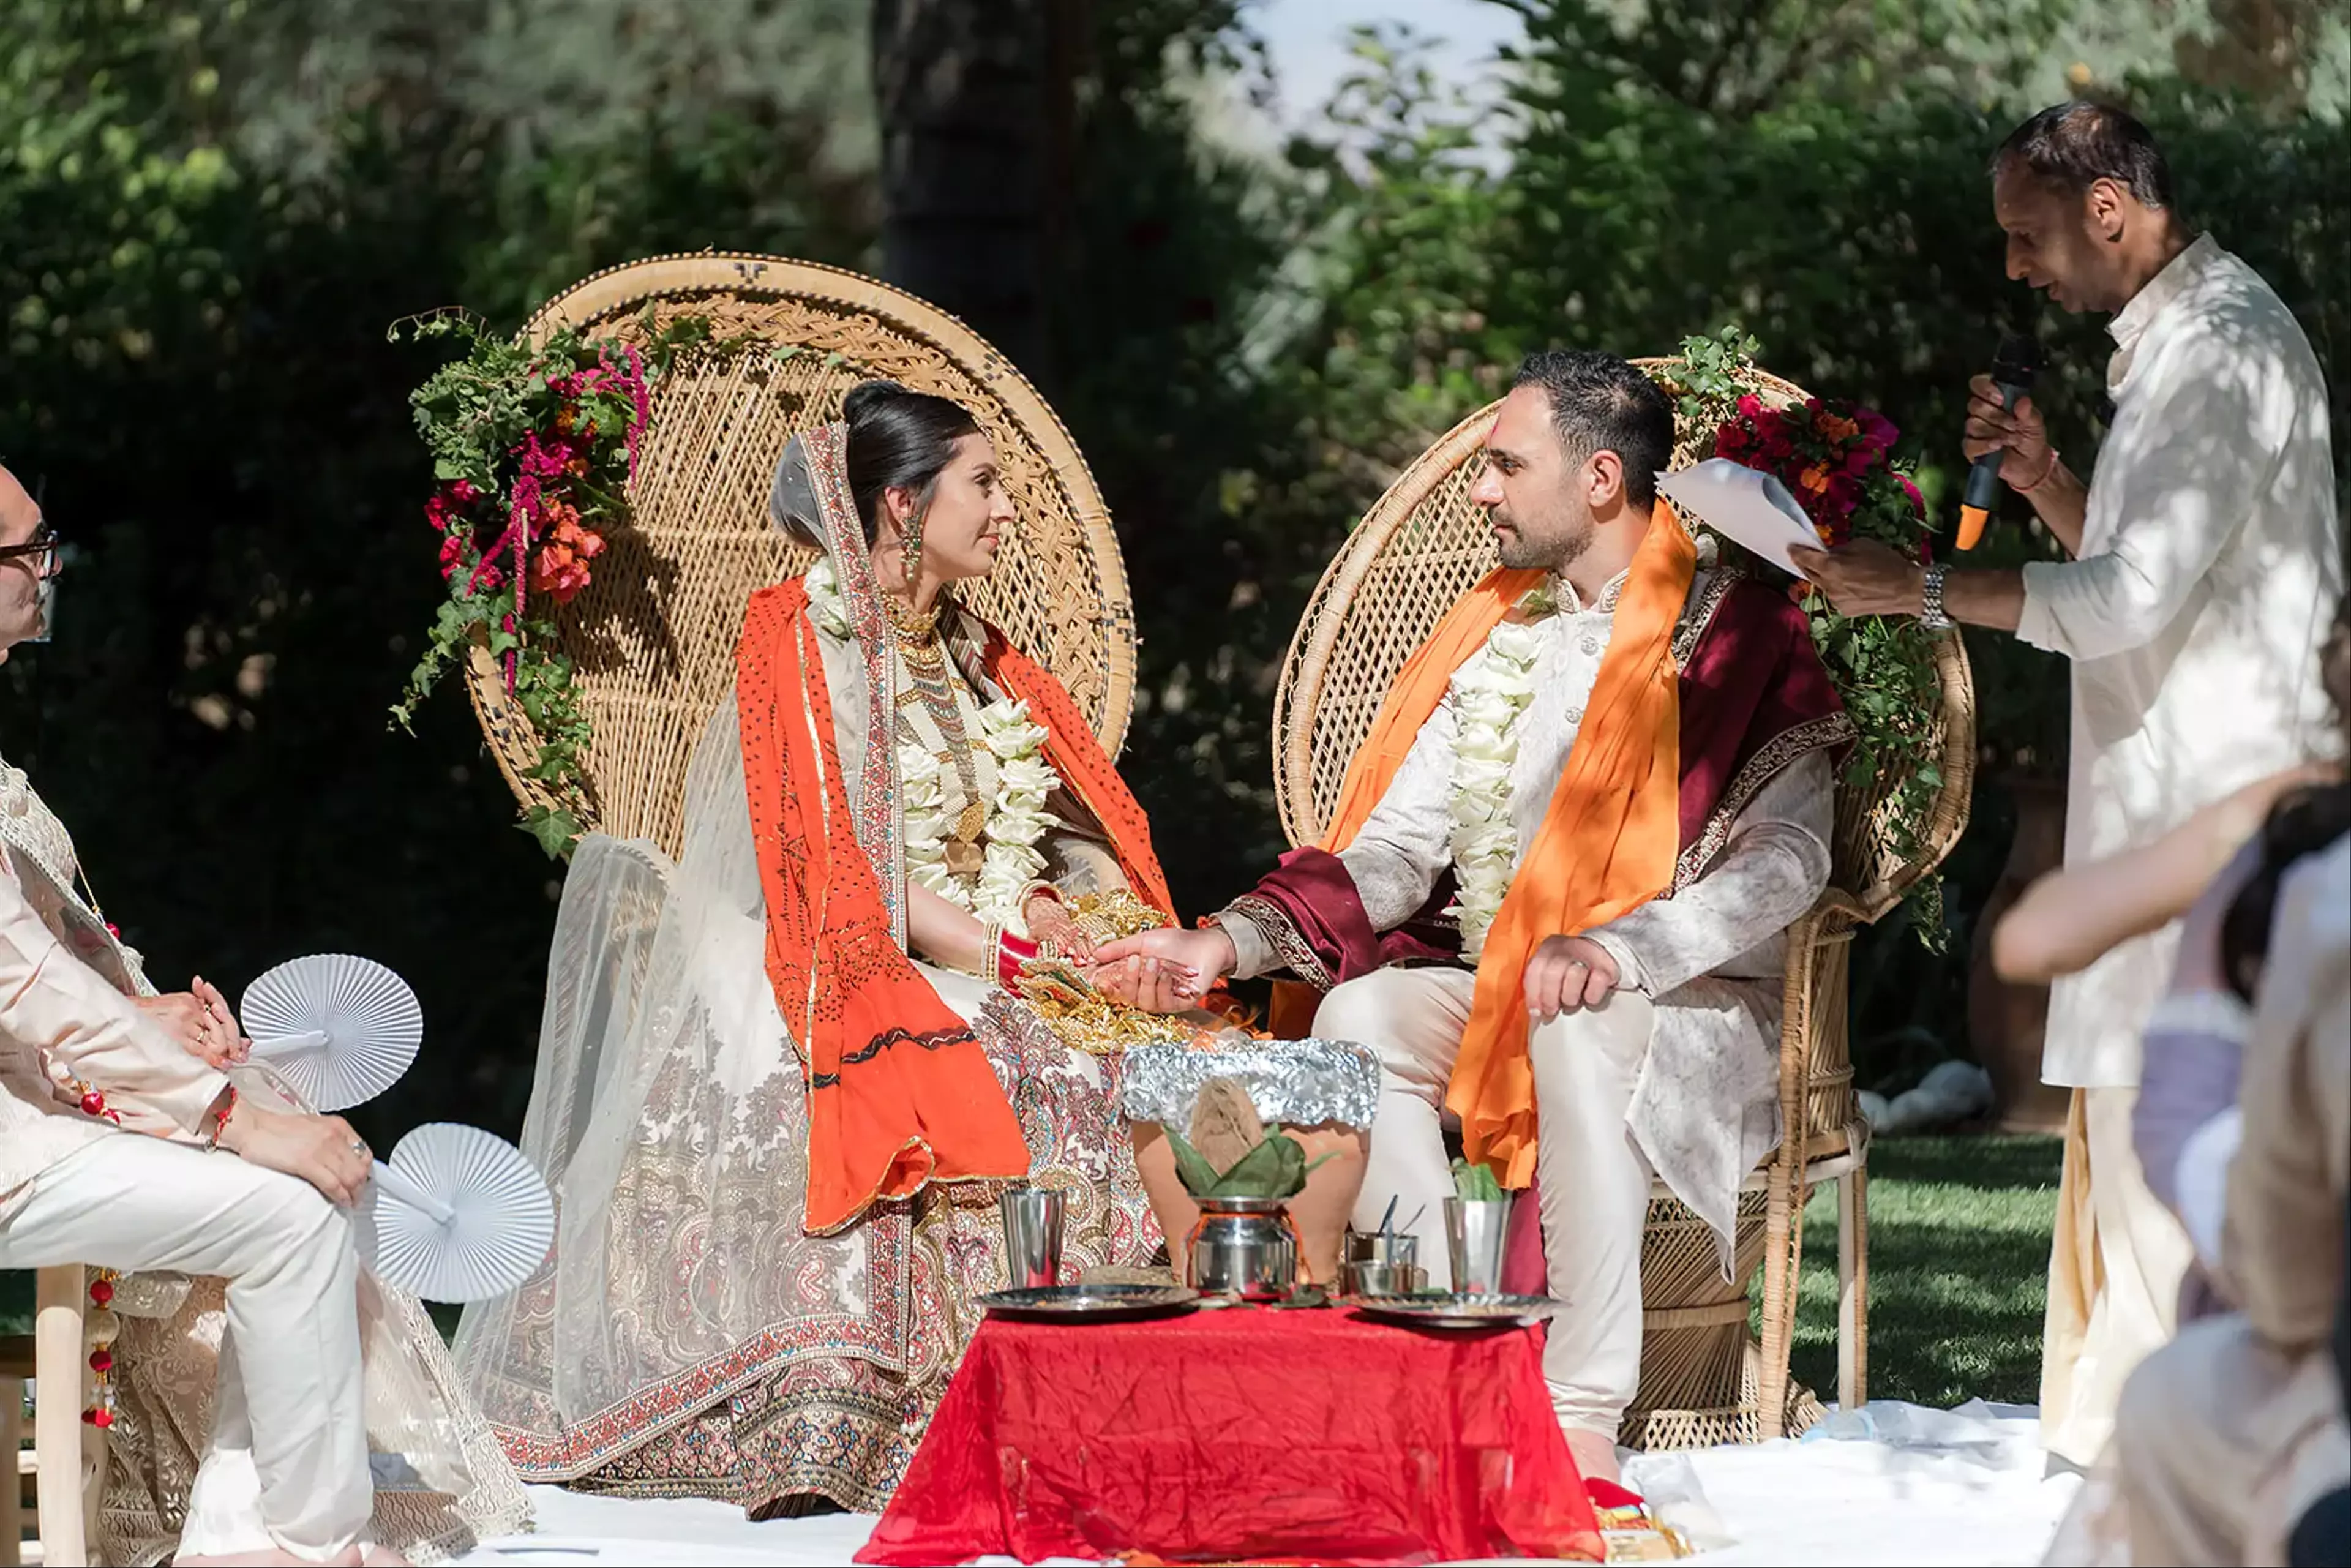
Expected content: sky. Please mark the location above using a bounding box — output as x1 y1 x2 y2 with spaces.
1248 0 1524 129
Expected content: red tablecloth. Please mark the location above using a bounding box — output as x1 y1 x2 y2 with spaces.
857 1304 1602 1566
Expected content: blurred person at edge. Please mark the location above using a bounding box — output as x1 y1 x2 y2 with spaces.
2044 606 2348 1565
1796 100 2342 1471
0 463 524 1567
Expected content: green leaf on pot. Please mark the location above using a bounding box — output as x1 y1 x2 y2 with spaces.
1165 1130 1226 1198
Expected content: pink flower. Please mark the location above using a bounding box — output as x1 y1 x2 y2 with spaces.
1736 393 1764 421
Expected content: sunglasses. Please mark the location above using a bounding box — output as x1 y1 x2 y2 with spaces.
0 523 61 580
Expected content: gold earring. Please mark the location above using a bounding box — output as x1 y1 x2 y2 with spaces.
900 503 927 585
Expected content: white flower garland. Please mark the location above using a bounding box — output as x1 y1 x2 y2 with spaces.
1442 615 1548 961
805 562 1063 934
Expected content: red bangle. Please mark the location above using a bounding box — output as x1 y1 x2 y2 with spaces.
996 931 1039 989
205 1086 238 1150
2017 448 2061 494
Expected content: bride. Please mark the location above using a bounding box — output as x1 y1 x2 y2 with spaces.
454 381 1191 1514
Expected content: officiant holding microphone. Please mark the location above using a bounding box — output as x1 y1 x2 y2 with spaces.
1796 100 2341 1470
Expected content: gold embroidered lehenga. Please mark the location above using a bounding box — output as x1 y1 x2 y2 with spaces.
451 427 1162 1513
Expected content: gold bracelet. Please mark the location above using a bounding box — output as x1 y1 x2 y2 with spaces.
976 918 1003 981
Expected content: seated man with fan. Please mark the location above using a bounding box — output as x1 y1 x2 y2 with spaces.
458 381 1190 1516
0 465 524 1567
1099 352 1854 1479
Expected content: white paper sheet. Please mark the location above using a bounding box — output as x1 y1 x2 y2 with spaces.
1657 459 1823 576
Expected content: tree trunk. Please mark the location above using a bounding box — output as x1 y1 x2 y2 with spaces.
872 0 1082 382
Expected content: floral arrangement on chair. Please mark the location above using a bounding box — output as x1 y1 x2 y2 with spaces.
1647 328 1950 936
388 309 717 855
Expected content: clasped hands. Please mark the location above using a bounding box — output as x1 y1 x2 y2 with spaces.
135 974 252 1068
1086 925 1621 1023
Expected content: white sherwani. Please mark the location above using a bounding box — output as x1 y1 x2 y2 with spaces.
2027 233 2343 1469
1217 568 1837 1436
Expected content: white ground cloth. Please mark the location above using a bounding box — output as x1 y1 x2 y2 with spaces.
445 1400 2081 1567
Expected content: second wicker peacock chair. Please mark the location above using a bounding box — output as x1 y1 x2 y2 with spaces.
1272 359 1977 1447
463 253 1138 858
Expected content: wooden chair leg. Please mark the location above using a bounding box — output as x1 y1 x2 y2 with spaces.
1 1372 21 1568
1755 1154 1807 1441
1837 1166 1869 1413
32 1266 86 1568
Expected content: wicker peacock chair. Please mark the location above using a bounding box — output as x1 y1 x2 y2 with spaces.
1272 360 1977 1448
462 253 1136 857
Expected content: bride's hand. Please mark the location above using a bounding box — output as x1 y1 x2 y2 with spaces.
1091 928 1231 1013
1024 895 1095 963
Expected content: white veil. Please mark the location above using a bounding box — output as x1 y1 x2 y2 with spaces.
452 432 928 1476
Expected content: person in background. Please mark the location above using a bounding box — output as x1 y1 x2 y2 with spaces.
0 464 395 1568
1798 100 2343 1470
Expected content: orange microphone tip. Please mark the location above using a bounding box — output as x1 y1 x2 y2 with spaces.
1956 505 1990 551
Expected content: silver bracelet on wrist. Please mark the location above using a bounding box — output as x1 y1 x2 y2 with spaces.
1919 561 1954 631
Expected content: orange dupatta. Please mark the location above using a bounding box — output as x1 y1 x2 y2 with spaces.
1301 505 1698 1185
738 580 1031 1235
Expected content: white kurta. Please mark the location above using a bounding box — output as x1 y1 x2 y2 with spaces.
2021 234 2343 1089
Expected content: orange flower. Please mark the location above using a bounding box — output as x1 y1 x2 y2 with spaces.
1815 411 1859 441
1800 463 1831 493
530 516 607 605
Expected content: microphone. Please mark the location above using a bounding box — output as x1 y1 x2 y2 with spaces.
1957 333 2041 550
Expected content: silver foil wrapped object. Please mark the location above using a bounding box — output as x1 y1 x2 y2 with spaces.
1120 1035 1381 1131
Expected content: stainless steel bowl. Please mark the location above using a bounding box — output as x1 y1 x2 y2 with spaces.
1340 1261 1427 1298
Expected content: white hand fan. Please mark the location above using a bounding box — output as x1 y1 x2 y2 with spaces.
241 953 423 1113
357 1123 555 1304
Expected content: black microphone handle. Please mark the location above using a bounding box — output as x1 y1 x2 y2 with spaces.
1962 377 2033 512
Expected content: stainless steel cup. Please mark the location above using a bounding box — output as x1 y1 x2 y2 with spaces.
1340 1260 1426 1298
999 1187 1066 1289
1444 1195 1512 1296
1347 1231 1419 1270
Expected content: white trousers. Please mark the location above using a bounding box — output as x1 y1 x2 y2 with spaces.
0 1135 373 1562
1317 966 1656 1437
2041 1085 2194 1469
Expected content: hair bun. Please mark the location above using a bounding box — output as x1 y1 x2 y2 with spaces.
842 380 912 427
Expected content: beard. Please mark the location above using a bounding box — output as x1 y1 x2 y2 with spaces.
1492 504 1593 574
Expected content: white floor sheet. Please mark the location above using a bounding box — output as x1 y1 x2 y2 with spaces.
446 1400 2080 1568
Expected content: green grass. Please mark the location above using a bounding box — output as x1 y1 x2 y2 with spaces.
5 1133 2063 1411
1768 1133 2062 1409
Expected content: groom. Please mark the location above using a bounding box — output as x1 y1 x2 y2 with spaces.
0 464 391 1567
1101 353 1852 1478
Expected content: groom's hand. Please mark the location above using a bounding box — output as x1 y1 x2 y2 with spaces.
1523 935 1619 1024
1091 927 1232 1013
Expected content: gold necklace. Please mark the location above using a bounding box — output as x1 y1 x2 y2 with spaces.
883 592 940 641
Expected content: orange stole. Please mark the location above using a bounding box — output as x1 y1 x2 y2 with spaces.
737 580 1030 1235
1277 506 1698 1185
981 631 1176 920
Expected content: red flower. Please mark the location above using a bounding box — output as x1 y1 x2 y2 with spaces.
1897 474 1925 516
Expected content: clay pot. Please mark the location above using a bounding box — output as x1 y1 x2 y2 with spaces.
1967 775 2074 1133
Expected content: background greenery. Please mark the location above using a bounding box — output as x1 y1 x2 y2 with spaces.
1 0 2341 1161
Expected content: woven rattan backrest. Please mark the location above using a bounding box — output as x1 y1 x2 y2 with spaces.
463 254 1133 858
1270 359 1975 921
